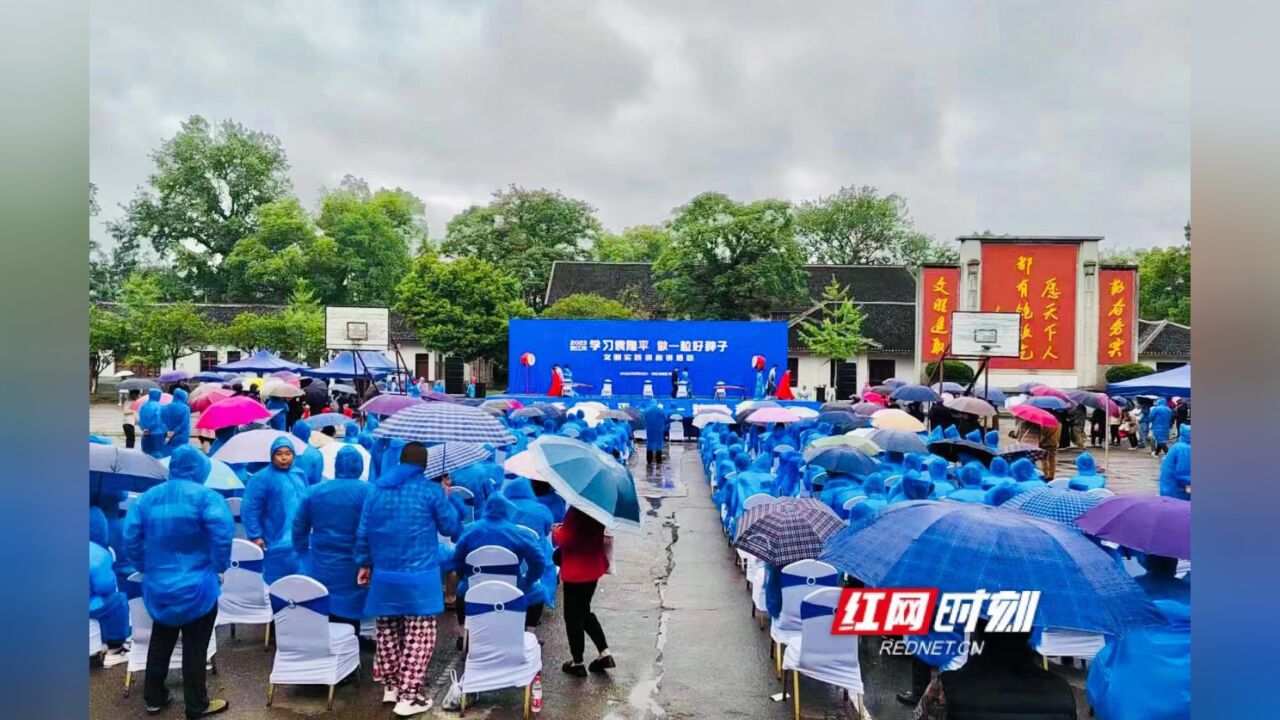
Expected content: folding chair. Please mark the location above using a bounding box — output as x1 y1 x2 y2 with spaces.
770 560 838 678
122 573 217 696
225 496 246 540
90 619 104 660
266 575 360 711
782 587 865 720
459 581 542 719
217 538 273 646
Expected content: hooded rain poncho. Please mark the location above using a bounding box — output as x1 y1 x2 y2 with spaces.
450 493 548 603
290 420 325 486
1158 425 1190 499
1149 398 1173 445
242 437 308 584
137 388 168 458
291 445 371 619
161 388 191 453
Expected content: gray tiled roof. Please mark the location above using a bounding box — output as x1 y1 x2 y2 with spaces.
1138 319 1191 358
788 302 915 355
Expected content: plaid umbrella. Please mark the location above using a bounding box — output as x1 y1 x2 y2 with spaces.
821 501 1163 635
734 498 845 567
375 402 516 446
1002 487 1108 530
996 442 1045 462
423 442 491 479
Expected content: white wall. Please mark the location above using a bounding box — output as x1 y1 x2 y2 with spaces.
792 353 910 394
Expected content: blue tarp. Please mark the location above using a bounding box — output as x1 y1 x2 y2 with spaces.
213 349 307 373
1107 364 1190 398
303 350 397 379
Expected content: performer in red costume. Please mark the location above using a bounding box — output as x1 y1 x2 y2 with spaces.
547 364 564 397
775 369 794 400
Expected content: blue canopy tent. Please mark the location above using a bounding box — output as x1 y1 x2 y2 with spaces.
213 349 307 373
1107 364 1190 398
303 350 397 380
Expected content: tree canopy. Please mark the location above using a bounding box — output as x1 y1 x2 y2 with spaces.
1101 225 1190 325
795 186 956 266
593 225 672 262
541 293 636 320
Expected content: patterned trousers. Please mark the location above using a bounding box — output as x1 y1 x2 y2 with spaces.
373 616 437 703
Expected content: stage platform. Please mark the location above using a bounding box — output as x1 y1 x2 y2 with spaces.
487 393 822 415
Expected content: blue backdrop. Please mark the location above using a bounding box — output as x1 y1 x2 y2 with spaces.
508 319 789 396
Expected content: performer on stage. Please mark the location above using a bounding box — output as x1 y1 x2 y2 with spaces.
670 366 679 399
766 364 779 396
562 365 576 396
548 364 564 397
776 368 794 400
681 367 691 396
753 369 765 400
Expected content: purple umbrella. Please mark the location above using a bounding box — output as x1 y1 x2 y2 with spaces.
422 390 457 403
1075 495 1190 559
158 370 189 383
361 394 425 417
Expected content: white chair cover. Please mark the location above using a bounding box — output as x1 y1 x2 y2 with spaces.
770 560 838 645
461 581 542 695
782 587 864 696
1037 629 1106 660
90 619 104 657
217 539 273 626
225 497 246 539
268 575 360 686
748 562 767 615
841 496 868 514
124 573 216 674
452 486 477 523
464 545 520 590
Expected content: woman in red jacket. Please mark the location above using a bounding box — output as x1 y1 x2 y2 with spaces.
551 507 613 676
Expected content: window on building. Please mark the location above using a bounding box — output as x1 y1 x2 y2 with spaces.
787 357 799 386
199 351 218 372
225 350 242 364
869 359 896 386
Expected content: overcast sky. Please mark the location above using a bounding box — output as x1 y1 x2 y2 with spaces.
90 1 1188 251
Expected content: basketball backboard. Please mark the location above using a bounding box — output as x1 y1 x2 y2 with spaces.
949 312 1021 358
325 306 389 350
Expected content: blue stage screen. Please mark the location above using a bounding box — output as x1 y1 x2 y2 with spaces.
507 319 790 396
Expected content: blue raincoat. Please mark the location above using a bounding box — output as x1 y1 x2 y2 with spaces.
290 420 325 486
502 477 555 537
1133 554 1190 605
984 430 1001 450
1159 425 1191 499
753 370 765 399
355 447 462 617
1067 453 1106 491
121 445 234 626
342 421 360 443
161 388 191 454
890 471 933 504
451 493 548 603
242 437 308 584
643 404 667 453
265 397 289 431
946 462 987 503
89 506 109 548
453 455 504 507
137 388 167 458
1149 398 1173 445
981 456 1012 489
776 451 805 497
1086 600 1190 720
292 445 371 619
90 541 130 643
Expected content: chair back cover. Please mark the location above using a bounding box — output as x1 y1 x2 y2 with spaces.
778 560 838 634
796 587 864 694
270 575 333 655
464 545 520 589
742 493 777 511
218 538 271 624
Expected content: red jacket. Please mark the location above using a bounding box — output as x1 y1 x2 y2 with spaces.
552 507 608 583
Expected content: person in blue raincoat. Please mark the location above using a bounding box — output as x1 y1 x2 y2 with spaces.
450 455 501 508
137 388 168 458
643 403 667 464
1086 600 1189 720
90 540 131 666
775 450 805 497
121 445 233 718
945 463 987 503
1063 452 1106 491
1148 398 1173 457
289 419 325 486
265 395 289 431
161 387 191 455
291 445 371 635
242 437 307 584
981 456 1012 489
1131 553 1190 605
342 421 360 443
984 430 1001 451
355 441 462 713
753 369 765 400
451 493 547 631
889 471 934 505
983 457 1045 505
1159 425 1190 499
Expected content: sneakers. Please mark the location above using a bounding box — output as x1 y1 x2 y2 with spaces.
392 697 433 716
383 687 398 704
192 699 229 717
588 654 616 673
561 661 587 677
145 696 171 715
102 644 129 668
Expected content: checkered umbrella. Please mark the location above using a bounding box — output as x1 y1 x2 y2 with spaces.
734 498 846 567
374 402 516 446
422 442 491 479
1002 487 1109 530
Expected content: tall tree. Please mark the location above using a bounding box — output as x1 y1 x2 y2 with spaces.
111 116 291 299
440 186 600 309
795 186 952 265
796 279 872 388
1135 243 1191 324
541 293 636 320
223 198 345 303
89 304 131 391
593 225 672 262
653 192 809 319
395 254 533 379
132 303 210 370
316 177 419 306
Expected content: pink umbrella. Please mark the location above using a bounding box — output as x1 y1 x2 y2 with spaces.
131 393 173 411
746 407 802 424
1009 404 1061 428
1029 385 1073 402
195 396 271 430
862 391 886 406
189 388 234 413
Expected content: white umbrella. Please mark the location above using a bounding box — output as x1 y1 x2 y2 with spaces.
211 430 309 464
318 442 371 481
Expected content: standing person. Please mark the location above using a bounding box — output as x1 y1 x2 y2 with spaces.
1159 425 1191 499
122 389 140 448
753 368 765 400
670 367 680 398
162 387 192 455
1174 397 1190 435
242 437 307 585
766 364 779 396
137 388 167 458
1089 406 1106 448
1070 402 1088 449
562 365 576 396
1149 398 1173 457
553 507 614 677
1136 399 1151 450
292 445 372 636
548 365 564 398
356 442 462 716
265 394 289 431
643 403 667 465
1039 419 1062 481
121 445 234 718
681 367 691 396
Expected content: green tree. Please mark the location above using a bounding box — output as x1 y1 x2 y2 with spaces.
1135 243 1191 324
223 198 345 303
797 279 872 387
395 255 534 378
132 303 209 370
653 192 809 319
316 177 419 306
218 302 325 365
111 116 292 299
593 225 672 262
89 304 131 392
440 186 600 309
795 186 953 265
541 293 636 320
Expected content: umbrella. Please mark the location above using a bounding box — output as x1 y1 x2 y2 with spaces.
305 412 351 429
820 501 1164 635
215 349 307 373
375 402 516 446
505 436 642 534
1009 404 1061 428
210 429 310 464
1076 496 1190 559
891 384 943 403
850 402 882 417
599 409 636 422
89 444 168 495
1030 385 1073 402
692 412 736 428
804 445 879 476
1026 396 1072 411
261 381 303 399
733 498 845 567
1002 487 1109 531
694 404 733 415
188 382 226 398
931 381 967 394
1016 382 1046 393
817 410 868 431
996 442 1044 462
482 399 516 411
1066 390 1123 418
869 385 895 396
790 407 820 419
820 401 854 413
159 455 243 491
883 378 910 389
870 409 926 432
192 372 229 383
806 434 882 456
862 391 886 405
361 394 424 417
329 383 357 396
112 370 136 378
157 370 189 383
945 396 997 417
422 442 491 479
189 388 234 412
972 387 1008 406
746 407 802 424
317 442 372 480
530 403 565 419
927 439 997 465
195 396 271 430
511 406 547 420
131 393 173 411
421 389 456 403
118 378 159 392
863 428 928 455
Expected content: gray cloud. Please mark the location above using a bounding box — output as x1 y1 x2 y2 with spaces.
91 0 1188 251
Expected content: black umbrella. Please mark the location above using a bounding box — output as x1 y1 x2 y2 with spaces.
927 439 997 466
819 401 855 413
816 410 868 431
118 378 160 392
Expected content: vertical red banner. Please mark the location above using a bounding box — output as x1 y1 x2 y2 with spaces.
920 267 960 362
981 244 1078 370
1098 269 1137 364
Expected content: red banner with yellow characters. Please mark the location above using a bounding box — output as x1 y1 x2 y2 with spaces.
981 244 1078 370
920 267 961 362
1098 268 1137 364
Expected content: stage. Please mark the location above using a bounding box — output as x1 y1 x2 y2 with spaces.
487 393 822 416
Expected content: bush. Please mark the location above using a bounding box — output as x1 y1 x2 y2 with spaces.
1105 363 1154 383
924 360 975 384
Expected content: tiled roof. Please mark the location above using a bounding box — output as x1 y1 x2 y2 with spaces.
543 262 660 309
1138 319 1191 358
788 302 916 355
95 301 423 346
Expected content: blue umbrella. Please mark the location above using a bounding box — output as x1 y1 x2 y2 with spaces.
193 371 230 383
891 384 943 403
158 370 189 383
159 455 244 491
1016 382 1045 394
883 378 910 389
89 443 168 495
214 349 307 373
972 387 1007 405
821 501 1163 634
817 410 868 431
931 381 967 394
1002 487 1108 531
1026 396 1071 411
863 428 928 455
805 445 879 476
508 435 641 534
375 402 516 446
305 412 351 429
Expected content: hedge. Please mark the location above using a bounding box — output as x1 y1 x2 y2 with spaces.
1105 363 1154 384
924 360 975 384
